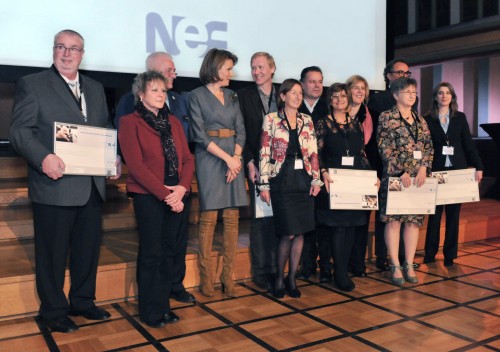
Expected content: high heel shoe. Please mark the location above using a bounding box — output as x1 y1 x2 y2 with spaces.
389 264 405 285
402 262 418 284
284 278 301 298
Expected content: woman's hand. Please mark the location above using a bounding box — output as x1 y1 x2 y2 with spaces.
400 172 411 188
310 184 321 197
322 171 333 193
475 170 483 184
164 185 187 208
414 166 427 188
169 201 184 213
260 190 271 205
225 155 241 183
375 177 381 191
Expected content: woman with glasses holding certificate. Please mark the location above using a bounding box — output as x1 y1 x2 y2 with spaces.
423 82 483 267
316 83 376 292
377 77 433 285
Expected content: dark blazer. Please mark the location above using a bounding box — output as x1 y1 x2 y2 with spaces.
424 111 483 172
9 66 110 206
119 112 194 200
238 83 279 168
299 97 328 125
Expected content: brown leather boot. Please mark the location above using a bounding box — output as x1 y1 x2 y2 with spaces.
198 210 218 297
220 208 239 297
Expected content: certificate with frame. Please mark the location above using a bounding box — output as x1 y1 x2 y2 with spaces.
432 168 480 205
53 122 117 176
328 168 379 210
386 177 438 215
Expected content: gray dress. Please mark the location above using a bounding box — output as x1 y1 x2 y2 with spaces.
189 86 248 211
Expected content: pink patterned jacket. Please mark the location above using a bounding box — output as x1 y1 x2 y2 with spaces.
258 111 322 190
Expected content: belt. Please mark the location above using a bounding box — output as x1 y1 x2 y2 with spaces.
206 129 235 138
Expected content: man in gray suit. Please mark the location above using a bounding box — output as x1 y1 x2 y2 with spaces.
9 29 121 333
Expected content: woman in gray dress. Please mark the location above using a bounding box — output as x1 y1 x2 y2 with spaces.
189 48 247 297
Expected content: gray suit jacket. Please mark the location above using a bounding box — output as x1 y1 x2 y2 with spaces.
9 66 110 206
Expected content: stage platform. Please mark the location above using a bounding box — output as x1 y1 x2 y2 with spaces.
0 157 499 321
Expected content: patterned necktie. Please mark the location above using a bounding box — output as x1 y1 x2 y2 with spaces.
68 81 79 98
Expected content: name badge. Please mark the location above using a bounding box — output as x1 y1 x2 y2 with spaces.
413 151 422 160
442 146 454 155
294 159 304 169
341 156 355 166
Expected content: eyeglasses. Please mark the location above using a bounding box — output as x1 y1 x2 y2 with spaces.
390 70 412 77
53 45 84 54
400 90 417 96
331 94 348 100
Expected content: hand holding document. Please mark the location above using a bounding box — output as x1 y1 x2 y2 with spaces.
53 122 117 176
432 168 480 205
255 189 273 218
328 169 379 210
386 177 438 215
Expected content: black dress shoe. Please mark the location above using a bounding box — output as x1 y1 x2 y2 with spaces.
272 288 285 299
252 276 271 290
375 260 390 271
42 316 79 333
69 306 111 320
170 289 196 303
352 271 367 277
284 280 301 298
164 311 180 324
444 258 454 267
335 277 356 292
144 317 167 328
423 257 435 264
319 270 332 283
296 268 314 280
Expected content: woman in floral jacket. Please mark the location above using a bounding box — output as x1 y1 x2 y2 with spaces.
259 78 323 299
377 77 433 285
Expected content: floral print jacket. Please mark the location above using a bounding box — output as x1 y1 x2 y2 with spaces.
377 107 433 178
258 111 322 190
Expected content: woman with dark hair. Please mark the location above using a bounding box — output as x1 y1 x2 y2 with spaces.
316 83 377 291
424 82 483 267
189 48 247 297
259 78 322 298
377 77 433 285
345 75 373 277
119 70 194 327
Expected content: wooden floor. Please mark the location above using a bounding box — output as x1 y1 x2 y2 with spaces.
0 238 498 352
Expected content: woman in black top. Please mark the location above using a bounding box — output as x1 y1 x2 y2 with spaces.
423 82 483 267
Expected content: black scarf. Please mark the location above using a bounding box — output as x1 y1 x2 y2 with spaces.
136 100 179 176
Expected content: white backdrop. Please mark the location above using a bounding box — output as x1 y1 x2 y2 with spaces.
0 0 387 89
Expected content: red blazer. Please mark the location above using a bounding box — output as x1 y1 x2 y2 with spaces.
119 111 194 201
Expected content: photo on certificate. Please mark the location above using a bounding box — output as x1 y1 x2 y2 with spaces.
254 189 273 218
53 122 117 176
329 168 378 210
432 169 479 205
386 177 438 215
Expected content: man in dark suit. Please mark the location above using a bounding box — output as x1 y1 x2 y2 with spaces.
114 52 195 304
238 52 279 290
367 58 419 271
9 29 121 333
297 66 330 281
114 52 190 138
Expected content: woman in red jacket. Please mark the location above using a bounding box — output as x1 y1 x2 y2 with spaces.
119 70 194 328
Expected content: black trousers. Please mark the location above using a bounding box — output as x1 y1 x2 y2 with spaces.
249 181 277 279
425 203 461 260
349 211 371 273
133 194 188 323
32 184 102 319
171 195 191 293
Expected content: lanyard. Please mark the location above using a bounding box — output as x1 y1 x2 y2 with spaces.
259 85 274 115
399 110 420 143
331 113 352 156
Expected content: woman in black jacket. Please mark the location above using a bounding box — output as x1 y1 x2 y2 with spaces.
423 82 483 267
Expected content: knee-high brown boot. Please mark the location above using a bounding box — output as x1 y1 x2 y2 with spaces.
220 208 239 297
198 210 218 297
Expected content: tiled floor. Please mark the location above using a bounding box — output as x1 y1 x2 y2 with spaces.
0 238 498 352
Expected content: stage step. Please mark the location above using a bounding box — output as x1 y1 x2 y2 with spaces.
0 223 251 320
